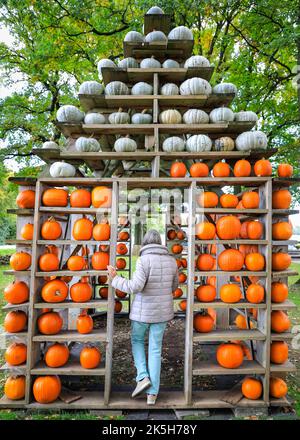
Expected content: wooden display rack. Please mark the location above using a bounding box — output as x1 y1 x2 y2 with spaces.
0 10 299 411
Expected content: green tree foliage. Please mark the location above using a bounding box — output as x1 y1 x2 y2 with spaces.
0 0 299 169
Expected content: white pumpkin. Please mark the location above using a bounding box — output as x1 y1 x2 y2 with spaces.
131 82 153 95
118 57 139 69
97 59 116 77
43 141 59 149
184 55 210 68
56 105 84 123
162 137 185 152
50 162 76 178
180 77 212 95
131 112 153 124
162 59 180 68
145 30 167 43
235 111 258 122
160 83 179 95
124 31 144 42
108 110 130 124
140 57 161 68
84 113 106 124
75 137 101 152
168 26 193 40
213 82 238 95
159 109 182 124
186 135 212 152
105 81 130 95
182 109 209 124
114 137 137 152
146 6 164 14
209 107 235 123
213 137 235 151
79 81 104 95
236 131 268 151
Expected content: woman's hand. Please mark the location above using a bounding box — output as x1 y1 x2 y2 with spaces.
107 265 117 279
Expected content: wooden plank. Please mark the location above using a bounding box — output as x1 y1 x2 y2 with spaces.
5 239 32 245
221 381 244 406
35 270 107 277
273 177 300 187
123 39 193 60
271 332 293 341
193 300 266 310
193 329 265 342
32 329 107 342
0 363 27 372
143 13 171 35
37 240 116 246
31 360 105 376
195 271 267 277
196 209 268 215
34 300 108 309
193 360 265 376
8 177 37 186
270 361 296 373
0 332 28 339
39 207 112 214
7 208 33 216
2 302 29 310
195 239 268 245
272 209 299 216
271 300 297 310
272 240 298 246
3 270 30 276
59 387 83 404
272 270 298 278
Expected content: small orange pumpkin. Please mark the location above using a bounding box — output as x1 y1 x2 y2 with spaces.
220 194 239 208
270 341 288 364
193 313 214 333
195 222 216 240
254 159 272 176
39 251 59 272
5 343 27 366
216 343 244 368
77 312 93 334
115 300 122 313
272 189 292 209
272 221 293 240
242 377 262 400
233 159 251 177
118 231 129 241
67 255 86 271
45 343 69 367
189 162 209 177
70 189 91 207
93 223 111 241
4 376 26 400
117 243 128 255
247 220 263 239
246 284 265 303
41 217 62 240
271 282 288 303
271 310 290 333
172 244 183 254
4 311 27 333
173 288 183 298
80 346 101 369
196 254 215 271
218 249 244 271
116 258 126 270
92 251 109 270
220 284 241 303
99 286 108 299
242 191 260 209
245 252 265 271
170 161 187 178
70 281 92 302
10 252 31 271
216 215 241 240
212 161 230 177
197 191 218 208
33 376 61 403
41 279 68 303
37 311 63 335
20 223 34 240
269 377 288 398
91 186 112 208
278 164 293 178
73 217 93 240
272 252 291 271
195 285 216 302
167 229 177 240
16 190 35 208
4 281 29 304
42 188 68 207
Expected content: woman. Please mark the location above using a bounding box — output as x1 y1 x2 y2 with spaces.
107 229 178 405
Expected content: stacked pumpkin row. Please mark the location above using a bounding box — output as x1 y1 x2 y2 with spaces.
166 227 188 305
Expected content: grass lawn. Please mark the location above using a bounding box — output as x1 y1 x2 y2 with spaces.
0 261 299 419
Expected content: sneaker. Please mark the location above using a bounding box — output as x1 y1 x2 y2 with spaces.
147 394 157 405
131 377 151 398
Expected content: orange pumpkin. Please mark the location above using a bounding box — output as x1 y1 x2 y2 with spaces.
92 251 109 270
272 189 292 209
16 190 35 208
278 164 293 178
246 284 265 303
41 218 62 240
91 186 112 208
196 254 215 271
233 159 251 177
33 376 61 403
118 231 129 241
37 311 63 335
216 343 244 369
4 376 26 400
116 258 126 270
99 286 108 299
220 284 241 303
216 215 241 239
5 343 27 366
41 279 68 303
242 377 262 400
172 244 183 254
220 194 239 208
197 191 218 208
39 251 59 272
70 189 91 207
93 223 111 241
181 258 187 268
242 191 260 209
173 288 183 298
178 272 187 283
218 249 244 271
271 282 288 303
213 161 230 177
195 222 216 240
4 311 27 333
179 299 187 312
77 312 93 334
116 289 127 299
20 223 34 240
207 276 216 287
272 252 291 271
115 300 122 313
272 221 293 240
271 310 290 333
193 313 214 333
42 188 68 207
10 252 31 271
177 230 185 240
167 229 177 240
117 243 128 255
73 217 93 240
254 159 272 176
170 161 187 178
239 244 258 258
235 314 253 329
4 281 29 304
67 255 86 271
45 343 69 367
80 346 101 369
98 275 108 284
245 252 265 271
247 220 263 239
190 162 209 177
270 341 288 364
195 285 216 302
70 281 92 302
269 377 288 398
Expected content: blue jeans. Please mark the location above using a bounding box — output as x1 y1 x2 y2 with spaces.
131 320 167 395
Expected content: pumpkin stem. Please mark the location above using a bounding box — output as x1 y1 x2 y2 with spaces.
141 109 148 114
118 107 123 112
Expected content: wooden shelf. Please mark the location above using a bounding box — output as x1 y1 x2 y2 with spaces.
193 300 266 310
31 360 105 376
2 302 30 310
195 239 268 245
3 270 31 276
193 329 265 342
32 329 107 342
123 39 194 60
8 177 37 186
0 363 27 372
195 271 267 277
270 361 296 373
272 209 299 216
5 239 32 245
39 207 111 214
34 300 108 309
7 208 33 216
193 360 265 376
272 240 298 246
35 270 107 277
271 300 297 310
273 177 300 187
101 66 214 85
0 332 28 339
0 397 26 408
37 240 114 246
272 270 299 278
271 332 293 341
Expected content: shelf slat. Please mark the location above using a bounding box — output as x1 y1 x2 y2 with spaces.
34 300 108 309
193 360 265 376
32 329 107 342
193 300 266 310
193 329 265 342
31 360 105 376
